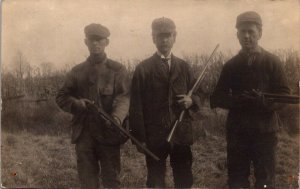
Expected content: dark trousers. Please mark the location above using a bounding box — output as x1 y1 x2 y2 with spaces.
227 130 277 189
146 143 193 188
75 127 121 189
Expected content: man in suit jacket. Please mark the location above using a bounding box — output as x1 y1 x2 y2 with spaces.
56 23 129 189
129 17 202 188
210 11 290 189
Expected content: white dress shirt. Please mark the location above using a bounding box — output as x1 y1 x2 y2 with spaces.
157 51 172 71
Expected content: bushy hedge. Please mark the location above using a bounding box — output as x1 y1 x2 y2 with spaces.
1 50 299 135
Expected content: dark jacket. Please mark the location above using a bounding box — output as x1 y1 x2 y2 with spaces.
56 56 130 144
210 48 290 133
129 53 201 146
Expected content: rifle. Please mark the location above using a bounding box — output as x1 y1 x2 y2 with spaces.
242 91 300 104
262 93 299 104
86 103 160 161
167 44 220 143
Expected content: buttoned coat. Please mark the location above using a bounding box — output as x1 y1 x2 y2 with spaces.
129 53 201 146
210 48 290 133
56 56 130 144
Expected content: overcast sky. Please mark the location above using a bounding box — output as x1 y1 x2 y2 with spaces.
2 0 300 69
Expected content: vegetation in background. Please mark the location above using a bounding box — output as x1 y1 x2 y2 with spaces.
1 50 299 188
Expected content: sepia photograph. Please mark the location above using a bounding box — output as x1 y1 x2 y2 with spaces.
1 0 299 188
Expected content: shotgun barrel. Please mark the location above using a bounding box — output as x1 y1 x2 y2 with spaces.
267 97 299 104
262 93 300 100
86 103 160 161
262 93 300 104
167 44 220 143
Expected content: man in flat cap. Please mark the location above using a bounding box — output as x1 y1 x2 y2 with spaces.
56 23 129 189
129 17 202 188
211 11 290 189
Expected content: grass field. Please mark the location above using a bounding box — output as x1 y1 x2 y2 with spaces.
1 106 299 188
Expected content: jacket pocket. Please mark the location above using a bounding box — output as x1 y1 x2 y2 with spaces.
99 85 114 111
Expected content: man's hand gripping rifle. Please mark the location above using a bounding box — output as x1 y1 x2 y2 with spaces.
167 44 220 143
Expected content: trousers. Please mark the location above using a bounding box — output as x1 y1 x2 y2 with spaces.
145 142 193 188
227 130 277 189
75 127 121 189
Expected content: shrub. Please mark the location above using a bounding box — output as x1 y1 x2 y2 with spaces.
1 50 299 135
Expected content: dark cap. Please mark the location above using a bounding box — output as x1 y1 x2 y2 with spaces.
152 17 176 35
84 23 110 38
236 11 262 28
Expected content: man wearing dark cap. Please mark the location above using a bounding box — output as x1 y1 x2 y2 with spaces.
211 11 290 189
129 17 202 188
56 23 129 189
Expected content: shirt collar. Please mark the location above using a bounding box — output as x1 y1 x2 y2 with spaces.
87 53 107 64
157 51 172 59
239 46 262 56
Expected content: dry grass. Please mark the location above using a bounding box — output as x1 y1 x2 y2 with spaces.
1 115 299 188
1 131 78 187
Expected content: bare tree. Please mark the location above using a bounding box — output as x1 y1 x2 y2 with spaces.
40 62 54 77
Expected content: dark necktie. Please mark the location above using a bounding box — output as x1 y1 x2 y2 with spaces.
161 58 170 73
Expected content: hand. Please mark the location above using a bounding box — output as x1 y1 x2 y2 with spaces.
250 89 268 107
176 94 193 109
112 116 122 125
72 98 94 113
136 142 147 154
104 116 121 129
242 89 267 107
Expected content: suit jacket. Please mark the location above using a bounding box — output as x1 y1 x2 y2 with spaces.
56 56 130 144
129 53 201 146
210 48 290 133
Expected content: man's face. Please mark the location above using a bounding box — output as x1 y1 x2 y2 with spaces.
237 23 262 51
85 35 109 55
153 32 176 55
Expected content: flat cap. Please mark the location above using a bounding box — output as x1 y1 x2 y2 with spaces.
236 11 262 28
152 17 176 35
84 23 110 38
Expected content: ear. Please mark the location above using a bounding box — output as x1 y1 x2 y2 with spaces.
152 34 157 44
105 38 110 46
173 32 177 42
84 38 88 46
258 29 262 39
